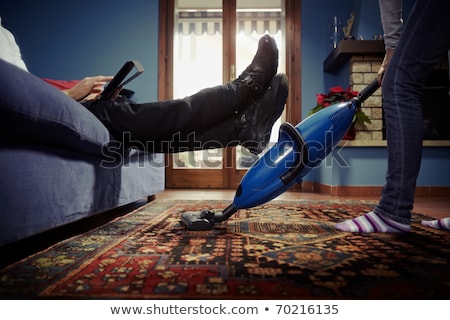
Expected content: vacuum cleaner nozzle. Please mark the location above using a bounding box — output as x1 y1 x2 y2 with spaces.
180 210 215 231
180 205 238 231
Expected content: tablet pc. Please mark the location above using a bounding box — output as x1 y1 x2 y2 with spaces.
97 60 144 101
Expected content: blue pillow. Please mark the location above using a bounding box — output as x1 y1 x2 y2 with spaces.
0 59 112 156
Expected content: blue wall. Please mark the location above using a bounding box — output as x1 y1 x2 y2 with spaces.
0 0 159 102
1 0 449 188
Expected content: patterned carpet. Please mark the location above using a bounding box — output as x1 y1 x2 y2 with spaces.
1 199 449 299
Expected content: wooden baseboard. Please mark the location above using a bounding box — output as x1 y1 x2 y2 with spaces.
300 182 450 198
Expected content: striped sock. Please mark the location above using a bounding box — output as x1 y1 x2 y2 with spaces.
421 217 450 230
335 211 411 233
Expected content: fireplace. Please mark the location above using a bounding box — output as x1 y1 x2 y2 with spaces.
325 40 450 144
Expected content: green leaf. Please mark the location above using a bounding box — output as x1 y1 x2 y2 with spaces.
307 104 324 116
354 110 371 124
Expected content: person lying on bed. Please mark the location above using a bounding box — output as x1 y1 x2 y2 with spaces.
1 20 287 155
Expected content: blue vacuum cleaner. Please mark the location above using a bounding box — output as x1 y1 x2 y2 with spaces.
181 79 380 230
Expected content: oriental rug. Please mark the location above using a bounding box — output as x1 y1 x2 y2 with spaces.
1 199 449 299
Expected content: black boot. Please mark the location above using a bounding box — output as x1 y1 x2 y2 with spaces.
237 73 288 154
233 34 279 110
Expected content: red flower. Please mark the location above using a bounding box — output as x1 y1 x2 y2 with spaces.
314 86 358 106
316 93 326 105
329 86 345 93
308 85 370 126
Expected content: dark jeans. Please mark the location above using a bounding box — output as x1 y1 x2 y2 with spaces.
86 83 240 153
375 0 450 224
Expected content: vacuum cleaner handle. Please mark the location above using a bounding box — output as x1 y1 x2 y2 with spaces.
356 78 380 103
279 123 309 185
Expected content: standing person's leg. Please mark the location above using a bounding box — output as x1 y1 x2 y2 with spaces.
86 35 279 153
336 0 450 233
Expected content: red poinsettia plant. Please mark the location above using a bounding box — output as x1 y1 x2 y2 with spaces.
307 86 371 126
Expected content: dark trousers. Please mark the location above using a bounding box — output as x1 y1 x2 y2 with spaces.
375 0 450 223
86 83 240 153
